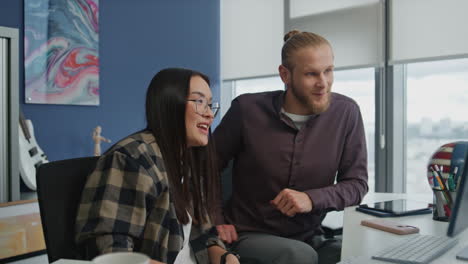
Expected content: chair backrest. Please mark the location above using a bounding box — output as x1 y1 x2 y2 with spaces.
36 156 99 263
221 159 234 205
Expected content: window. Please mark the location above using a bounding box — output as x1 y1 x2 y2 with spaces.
406 58 468 194
0 27 19 202
333 68 376 192
220 76 283 117
0 37 6 201
233 75 283 98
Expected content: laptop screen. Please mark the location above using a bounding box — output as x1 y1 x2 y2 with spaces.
447 149 468 237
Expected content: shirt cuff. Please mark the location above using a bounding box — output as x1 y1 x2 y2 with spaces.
305 189 327 212
206 235 226 250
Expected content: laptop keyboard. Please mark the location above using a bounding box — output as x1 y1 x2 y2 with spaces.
371 234 458 264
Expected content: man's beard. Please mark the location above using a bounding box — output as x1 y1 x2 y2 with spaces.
290 81 331 114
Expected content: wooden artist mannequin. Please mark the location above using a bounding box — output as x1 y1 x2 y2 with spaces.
93 126 111 156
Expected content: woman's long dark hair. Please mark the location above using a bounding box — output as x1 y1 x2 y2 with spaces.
145 68 219 225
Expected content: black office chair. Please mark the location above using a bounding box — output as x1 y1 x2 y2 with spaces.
321 214 343 239
221 160 234 205
36 156 99 263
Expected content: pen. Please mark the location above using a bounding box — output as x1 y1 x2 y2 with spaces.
446 166 455 191
433 165 448 189
431 170 446 193
431 167 453 205
431 170 439 189
436 165 447 184
428 173 435 188
448 173 455 191
453 166 459 189
440 165 446 184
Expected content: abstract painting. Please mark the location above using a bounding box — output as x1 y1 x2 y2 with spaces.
24 0 99 105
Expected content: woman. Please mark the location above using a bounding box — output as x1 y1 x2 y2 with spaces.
75 68 240 264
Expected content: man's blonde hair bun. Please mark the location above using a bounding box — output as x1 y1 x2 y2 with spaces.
281 30 332 69
283 30 302 42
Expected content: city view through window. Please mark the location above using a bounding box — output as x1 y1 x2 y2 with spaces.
233 76 283 97
406 58 468 194
333 68 375 193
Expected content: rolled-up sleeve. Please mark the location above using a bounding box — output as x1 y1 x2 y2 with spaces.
305 103 368 212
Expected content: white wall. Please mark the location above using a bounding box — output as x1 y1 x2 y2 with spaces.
221 0 283 80
390 0 468 63
221 0 384 79
290 0 379 18
289 1 383 69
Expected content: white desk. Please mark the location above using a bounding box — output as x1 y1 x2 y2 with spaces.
52 192 468 264
341 192 468 263
52 260 90 264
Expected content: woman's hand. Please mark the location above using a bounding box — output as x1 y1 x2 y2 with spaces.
208 245 240 264
225 253 240 264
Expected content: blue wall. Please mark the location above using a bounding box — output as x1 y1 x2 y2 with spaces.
1 0 220 161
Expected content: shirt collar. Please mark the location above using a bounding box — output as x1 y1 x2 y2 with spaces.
274 91 336 128
273 91 286 116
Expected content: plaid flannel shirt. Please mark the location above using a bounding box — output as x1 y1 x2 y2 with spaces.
75 131 224 264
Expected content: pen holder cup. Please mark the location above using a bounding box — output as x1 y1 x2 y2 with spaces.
432 188 457 221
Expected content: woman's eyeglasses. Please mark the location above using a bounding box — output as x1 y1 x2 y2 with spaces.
187 98 220 117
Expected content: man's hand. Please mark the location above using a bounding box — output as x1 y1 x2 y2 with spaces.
216 224 238 244
270 188 313 217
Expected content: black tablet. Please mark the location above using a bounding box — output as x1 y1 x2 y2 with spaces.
355 206 395 217
358 199 432 216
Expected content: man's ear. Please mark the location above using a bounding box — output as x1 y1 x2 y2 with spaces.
278 65 291 86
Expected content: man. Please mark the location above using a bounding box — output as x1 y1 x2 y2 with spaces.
213 30 368 264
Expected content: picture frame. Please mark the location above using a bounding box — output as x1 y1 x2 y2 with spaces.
24 0 100 106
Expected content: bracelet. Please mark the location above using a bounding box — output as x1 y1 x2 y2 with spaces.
220 251 240 264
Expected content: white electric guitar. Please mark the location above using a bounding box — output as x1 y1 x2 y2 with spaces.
19 112 48 190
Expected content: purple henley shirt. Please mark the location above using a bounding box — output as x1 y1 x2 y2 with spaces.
213 91 368 241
